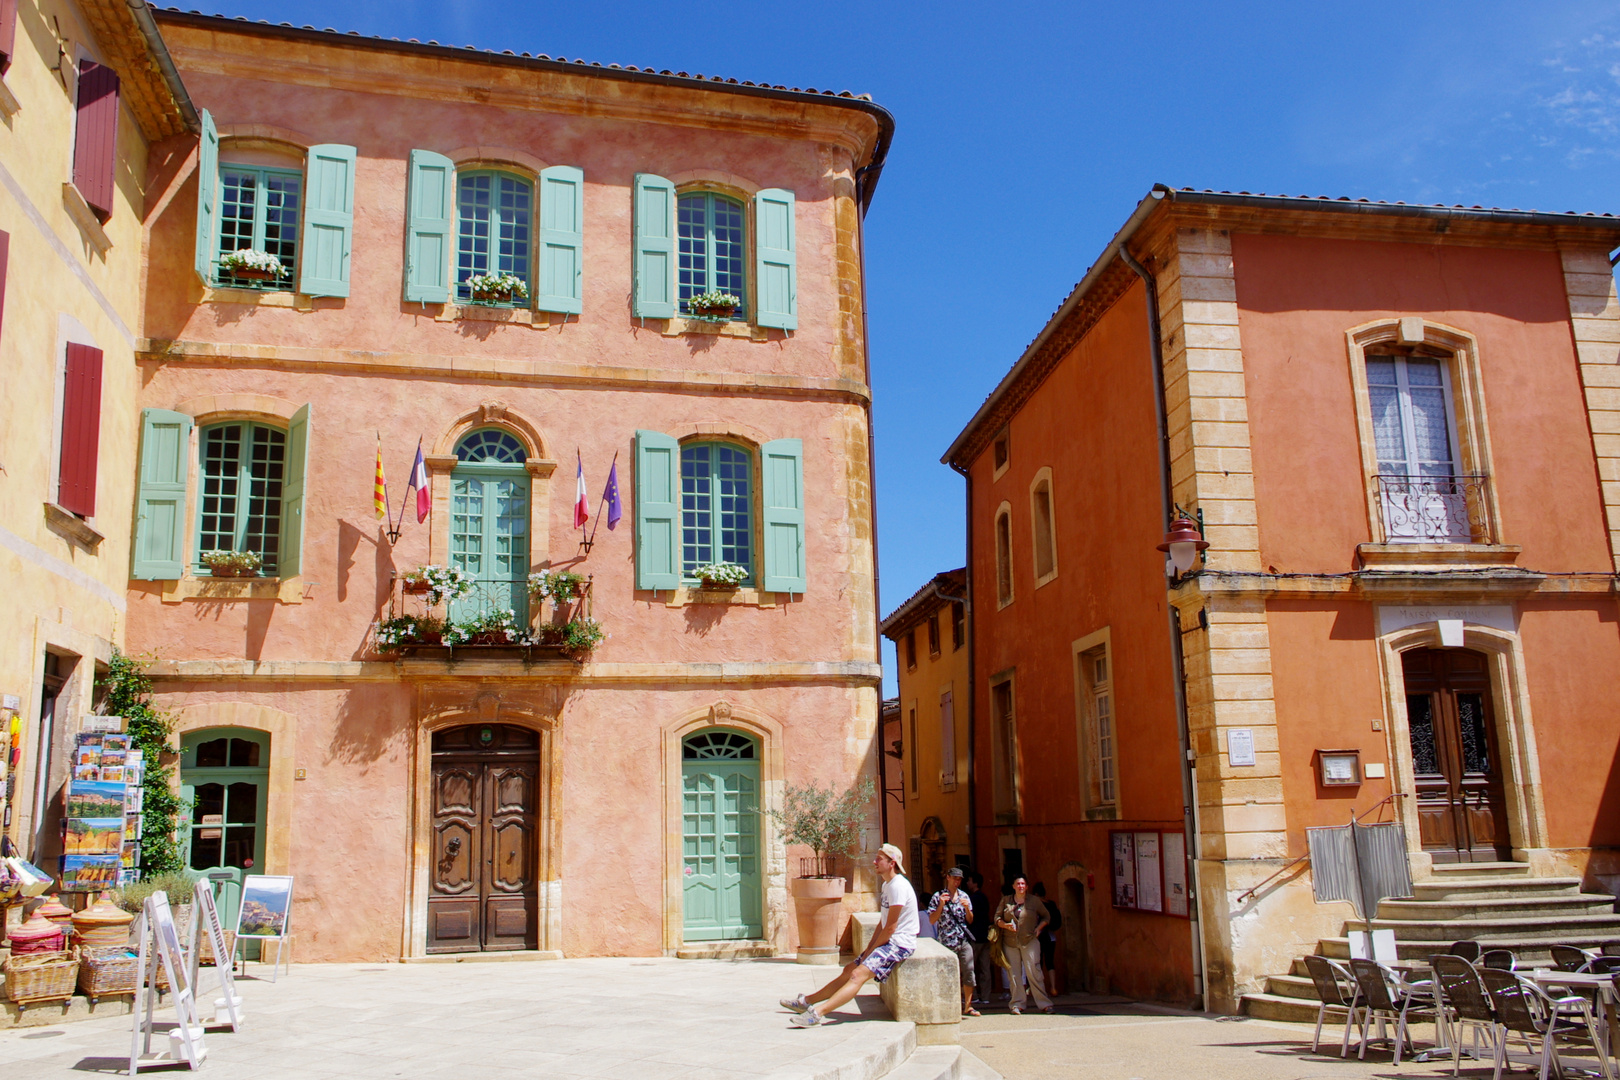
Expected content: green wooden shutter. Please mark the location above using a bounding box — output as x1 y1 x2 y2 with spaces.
632 173 675 318
132 408 192 580
754 189 797 330
634 429 680 590
761 438 806 593
278 404 311 578
299 144 356 297
537 165 584 314
194 109 218 284
404 149 453 303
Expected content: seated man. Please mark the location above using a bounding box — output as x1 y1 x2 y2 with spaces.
781 842 918 1027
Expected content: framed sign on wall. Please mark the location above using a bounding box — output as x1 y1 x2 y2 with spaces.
1110 829 1190 919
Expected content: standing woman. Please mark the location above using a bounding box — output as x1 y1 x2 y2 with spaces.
994 877 1054 1014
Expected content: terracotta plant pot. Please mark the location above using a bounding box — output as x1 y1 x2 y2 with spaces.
789 876 845 965
208 566 257 578
414 631 443 645
470 632 511 646
401 579 432 595
698 577 740 590
692 305 736 320
230 267 275 281
471 290 515 303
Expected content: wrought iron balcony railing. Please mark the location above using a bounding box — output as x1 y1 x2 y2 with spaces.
1374 473 1495 545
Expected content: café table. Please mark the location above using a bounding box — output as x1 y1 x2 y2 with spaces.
1531 969 1620 1061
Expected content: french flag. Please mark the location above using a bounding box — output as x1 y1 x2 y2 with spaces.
573 452 589 529
408 440 430 523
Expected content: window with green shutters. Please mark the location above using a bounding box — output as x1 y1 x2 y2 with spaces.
678 192 746 318
213 165 301 289
449 428 530 623
196 422 287 575
457 171 532 305
680 442 752 580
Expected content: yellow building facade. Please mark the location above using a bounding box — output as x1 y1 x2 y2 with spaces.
0 0 191 869
881 569 972 896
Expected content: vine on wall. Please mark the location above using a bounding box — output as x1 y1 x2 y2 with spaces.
99 651 187 877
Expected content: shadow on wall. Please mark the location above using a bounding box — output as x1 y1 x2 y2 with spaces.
327 685 413 768
684 603 728 637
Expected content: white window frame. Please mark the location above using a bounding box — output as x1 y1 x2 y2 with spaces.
1072 627 1118 820
1029 466 1058 588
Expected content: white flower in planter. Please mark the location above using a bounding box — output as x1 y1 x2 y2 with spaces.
217 248 287 276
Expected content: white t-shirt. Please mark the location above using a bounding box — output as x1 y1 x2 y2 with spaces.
880 873 920 951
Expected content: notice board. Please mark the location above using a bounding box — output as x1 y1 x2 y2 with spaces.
1110 829 1190 919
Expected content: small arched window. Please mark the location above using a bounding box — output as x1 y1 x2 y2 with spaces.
994 504 1014 607
682 730 757 759
1030 469 1057 585
457 171 533 304
678 192 746 318
455 428 527 464
197 421 288 575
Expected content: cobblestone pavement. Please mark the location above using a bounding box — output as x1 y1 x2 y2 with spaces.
0 957 914 1080
961 994 1610 1080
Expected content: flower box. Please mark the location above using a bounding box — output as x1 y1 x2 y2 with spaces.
402 580 432 595
230 268 276 282
690 304 736 320
209 567 259 579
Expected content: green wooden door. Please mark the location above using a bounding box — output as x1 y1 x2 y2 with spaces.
681 730 762 941
449 463 529 625
180 728 269 931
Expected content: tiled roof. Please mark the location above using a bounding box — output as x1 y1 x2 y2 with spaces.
159 10 876 100
1169 186 1620 220
879 568 966 637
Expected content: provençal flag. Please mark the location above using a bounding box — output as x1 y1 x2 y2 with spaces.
374 434 388 520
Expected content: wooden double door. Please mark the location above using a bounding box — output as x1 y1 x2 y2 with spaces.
1402 648 1511 863
428 724 539 953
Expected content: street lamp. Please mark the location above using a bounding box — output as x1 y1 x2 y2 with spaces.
1157 514 1209 578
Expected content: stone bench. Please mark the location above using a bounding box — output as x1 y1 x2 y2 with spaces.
851 912 960 1045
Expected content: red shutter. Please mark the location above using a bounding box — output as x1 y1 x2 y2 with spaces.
0 0 17 73
72 61 120 222
57 343 103 517
0 230 9 347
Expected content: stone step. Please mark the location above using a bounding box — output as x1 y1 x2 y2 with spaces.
1241 991 1333 1025
1368 912 1620 943
1411 877 1586 901
1265 973 1325 1001
882 1046 1004 1080
1377 894 1617 921
1428 861 1532 878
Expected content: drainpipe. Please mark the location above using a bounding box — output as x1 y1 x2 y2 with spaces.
1119 242 1209 1010
948 462 976 877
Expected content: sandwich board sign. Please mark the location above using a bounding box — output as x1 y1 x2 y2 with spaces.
128 892 207 1072
234 875 294 982
187 880 243 1031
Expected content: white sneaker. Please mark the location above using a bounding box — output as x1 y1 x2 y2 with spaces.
780 995 809 1013
1008 1006 1022 1015
790 1008 823 1027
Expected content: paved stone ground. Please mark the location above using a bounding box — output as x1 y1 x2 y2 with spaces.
0 957 919 1080
961 994 1613 1080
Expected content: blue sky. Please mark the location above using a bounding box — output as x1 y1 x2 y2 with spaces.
186 0 1620 691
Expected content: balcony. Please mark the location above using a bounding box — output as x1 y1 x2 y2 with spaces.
1374 473 1496 545
375 573 601 662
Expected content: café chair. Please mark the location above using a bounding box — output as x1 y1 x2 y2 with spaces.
1350 957 1436 1066
1551 945 1595 973
1481 949 1518 972
1303 954 1362 1057
1478 967 1612 1080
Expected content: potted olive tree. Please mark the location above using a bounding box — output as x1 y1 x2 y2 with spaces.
767 778 874 964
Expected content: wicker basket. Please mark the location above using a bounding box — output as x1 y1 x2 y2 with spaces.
199 929 237 967
4 950 80 1006
77 945 138 1002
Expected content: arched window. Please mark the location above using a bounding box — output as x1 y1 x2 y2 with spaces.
994 504 1014 607
197 421 287 575
681 730 757 759
680 442 752 580
1030 469 1057 584
457 171 533 304
678 192 746 318
213 161 301 288
450 428 530 622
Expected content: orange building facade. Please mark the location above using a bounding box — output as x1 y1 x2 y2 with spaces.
125 14 891 961
945 187 1620 1010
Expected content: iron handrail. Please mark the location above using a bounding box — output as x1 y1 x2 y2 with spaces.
1234 794 1409 905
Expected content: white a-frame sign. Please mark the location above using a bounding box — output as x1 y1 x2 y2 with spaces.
187 880 243 1030
127 892 208 1073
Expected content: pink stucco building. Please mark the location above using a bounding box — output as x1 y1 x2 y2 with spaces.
128 12 891 960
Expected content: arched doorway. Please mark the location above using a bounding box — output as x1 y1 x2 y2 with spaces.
450 428 531 624
1401 647 1510 862
1061 878 1088 994
427 723 539 953
681 729 762 942
180 727 270 930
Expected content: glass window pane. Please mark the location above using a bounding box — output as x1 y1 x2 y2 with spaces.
1407 695 1439 774
243 426 287 574
678 194 708 310
1366 357 1398 386
199 426 243 555
226 781 259 824
193 782 225 821
195 738 228 768
223 825 256 868
681 445 714 573
1370 385 1408 472
714 444 751 570
457 173 530 301
217 170 257 261
229 739 261 768
711 197 745 311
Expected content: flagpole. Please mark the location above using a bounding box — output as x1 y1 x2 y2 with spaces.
584 451 618 552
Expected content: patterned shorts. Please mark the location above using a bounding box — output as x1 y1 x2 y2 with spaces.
860 942 914 983
947 940 975 987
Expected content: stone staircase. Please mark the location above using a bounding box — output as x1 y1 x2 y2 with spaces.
1242 862 1620 1023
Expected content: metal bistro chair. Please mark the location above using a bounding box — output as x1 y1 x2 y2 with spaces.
1478 966 1612 1080
1350 957 1436 1066
1481 949 1519 972
1449 940 1484 963
1551 945 1596 973
1304 954 1362 1057
1603 942 1620 958
1433 955 1499 1077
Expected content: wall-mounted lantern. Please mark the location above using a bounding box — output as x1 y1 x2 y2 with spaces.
1157 514 1209 578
